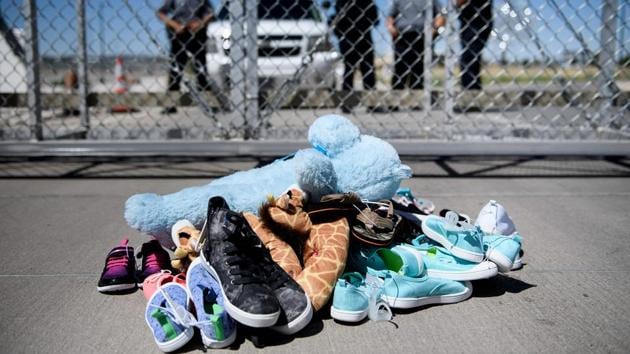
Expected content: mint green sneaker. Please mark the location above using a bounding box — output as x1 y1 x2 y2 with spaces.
330 272 370 322
484 235 522 273
364 248 472 309
422 215 485 263
395 236 498 281
330 272 393 323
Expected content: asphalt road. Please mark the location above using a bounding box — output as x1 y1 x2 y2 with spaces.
0 158 629 353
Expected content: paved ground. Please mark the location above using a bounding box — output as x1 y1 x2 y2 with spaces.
0 157 629 353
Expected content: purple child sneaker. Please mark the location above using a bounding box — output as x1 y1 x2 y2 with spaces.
137 239 173 286
97 238 137 293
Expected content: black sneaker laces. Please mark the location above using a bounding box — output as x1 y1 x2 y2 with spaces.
223 242 263 286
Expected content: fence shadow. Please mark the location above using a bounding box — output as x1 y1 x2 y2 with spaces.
0 156 629 179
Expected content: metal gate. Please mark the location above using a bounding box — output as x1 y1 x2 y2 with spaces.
0 0 628 155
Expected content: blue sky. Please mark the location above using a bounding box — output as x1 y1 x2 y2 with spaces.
1 0 628 62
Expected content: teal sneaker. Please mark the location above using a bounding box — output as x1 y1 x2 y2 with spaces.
475 200 524 270
395 187 435 214
484 235 522 273
422 215 485 263
346 243 379 274
395 236 498 281
330 272 392 323
364 248 472 309
330 272 370 322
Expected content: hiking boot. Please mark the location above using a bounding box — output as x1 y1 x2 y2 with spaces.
97 238 137 293
242 224 313 335
200 196 280 328
137 239 173 285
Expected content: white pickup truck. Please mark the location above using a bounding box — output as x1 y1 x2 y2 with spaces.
206 0 339 90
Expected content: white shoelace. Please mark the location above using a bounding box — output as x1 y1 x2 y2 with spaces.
148 287 214 328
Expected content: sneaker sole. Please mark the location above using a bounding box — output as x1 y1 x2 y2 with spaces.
486 248 514 273
422 223 484 263
330 306 368 323
511 255 523 270
271 296 313 335
202 327 237 349
200 252 280 328
382 281 473 309
426 261 498 281
97 282 136 293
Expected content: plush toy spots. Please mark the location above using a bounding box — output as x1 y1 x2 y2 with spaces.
245 188 350 312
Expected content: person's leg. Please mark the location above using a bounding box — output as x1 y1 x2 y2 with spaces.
460 23 490 91
392 35 406 90
339 38 357 91
189 30 209 91
358 36 375 90
167 31 188 92
409 32 425 90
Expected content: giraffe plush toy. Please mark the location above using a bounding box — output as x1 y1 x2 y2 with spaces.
245 188 350 312
125 114 412 248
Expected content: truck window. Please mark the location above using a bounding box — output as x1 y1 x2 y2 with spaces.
217 0 322 22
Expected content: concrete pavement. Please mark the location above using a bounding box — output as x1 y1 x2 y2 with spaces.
0 158 629 353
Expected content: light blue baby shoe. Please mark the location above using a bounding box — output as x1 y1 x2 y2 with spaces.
145 282 195 352
331 272 393 323
331 272 370 322
395 236 498 281
483 235 522 273
422 215 485 263
186 257 236 348
364 248 472 309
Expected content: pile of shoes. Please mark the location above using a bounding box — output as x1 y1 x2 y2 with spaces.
98 188 523 351
98 197 312 352
331 190 524 323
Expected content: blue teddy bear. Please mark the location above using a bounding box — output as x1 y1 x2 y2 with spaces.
125 114 412 248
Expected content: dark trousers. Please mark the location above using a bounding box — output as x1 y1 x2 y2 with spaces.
393 31 424 89
167 29 209 91
459 25 491 90
338 34 375 91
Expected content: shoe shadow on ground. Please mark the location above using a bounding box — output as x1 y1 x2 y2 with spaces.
471 271 536 298
233 317 325 349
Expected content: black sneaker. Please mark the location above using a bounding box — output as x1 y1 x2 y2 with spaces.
97 239 137 293
200 196 280 328
242 224 313 335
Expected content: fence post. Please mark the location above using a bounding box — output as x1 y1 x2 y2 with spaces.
423 2 433 115
444 0 456 126
23 0 42 141
244 0 259 139
76 0 90 135
229 0 245 132
598 0 617 127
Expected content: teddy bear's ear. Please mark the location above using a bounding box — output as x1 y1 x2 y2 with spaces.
308 115 360 157
293 149 337 202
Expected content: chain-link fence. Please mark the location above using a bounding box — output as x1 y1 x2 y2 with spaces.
0 0 628 148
